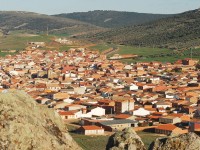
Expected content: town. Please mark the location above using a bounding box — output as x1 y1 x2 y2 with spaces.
0 44 200 137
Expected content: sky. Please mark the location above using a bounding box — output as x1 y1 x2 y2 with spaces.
0 0 200 15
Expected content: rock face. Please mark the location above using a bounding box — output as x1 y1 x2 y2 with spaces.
107 128 146 150
0 90 82 150
149 132 200 150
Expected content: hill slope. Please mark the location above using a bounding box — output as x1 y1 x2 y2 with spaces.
89 9 200 49
55 10 171 28
0 11 104 35
0 90 82 150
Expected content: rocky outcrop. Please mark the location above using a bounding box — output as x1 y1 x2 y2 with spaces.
0 90 82 150
149 132 200 150
107 128 146 150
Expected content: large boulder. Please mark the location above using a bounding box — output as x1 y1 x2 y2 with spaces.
107 128 146 150
0 90 82 150
149 132 200 150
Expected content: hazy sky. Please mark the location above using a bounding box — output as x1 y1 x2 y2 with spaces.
0 0 200 15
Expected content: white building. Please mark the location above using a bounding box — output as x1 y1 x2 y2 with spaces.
90 107 105 117
129 84 139 91
133 108 150 117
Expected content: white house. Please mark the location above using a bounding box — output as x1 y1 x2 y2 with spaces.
113 78 120 83
133 108 150 117
165 93 174 99
77 125 104 135
124 65 133 70
149 77 160 84
155 101 171 109
63 98 74 104
129 84 139 91
90 107 105 117
58 110 82 120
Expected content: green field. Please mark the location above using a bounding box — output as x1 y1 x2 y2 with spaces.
0 33 53 50
69 130 162 150
117 46 171 56
70 133 110 150
1 32 199 64
109 45 200 63
90 43 115 53
0 52 16 57
137 131 163 149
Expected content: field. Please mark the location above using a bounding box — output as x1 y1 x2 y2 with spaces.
68 130 162 150
66 124 109 150
0 32 80 52
137 131 164 149
0 52 16 57
89 43 116 53
70 133 110 150
108 45 200 63
0 33 53 50
66 123 162 150
1 32 199 63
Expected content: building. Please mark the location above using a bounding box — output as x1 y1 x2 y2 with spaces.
182 59 199 66
132 108 150 117
115 99 134 114
159 116 181 124
90 107 105 117
155 124 186 135
58 110 82 120
98 119 137 131
77 125 104 135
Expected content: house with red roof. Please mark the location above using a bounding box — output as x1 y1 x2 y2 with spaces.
58 110 82 120
77 125 104 135
155 124 187 135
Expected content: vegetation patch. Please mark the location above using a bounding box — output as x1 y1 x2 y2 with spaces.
0 33 53 50
137 131 164 149
89 43 114 53
69 133 110 150
110 45 200 63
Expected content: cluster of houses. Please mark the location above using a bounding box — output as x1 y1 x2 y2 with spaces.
0 46 200 136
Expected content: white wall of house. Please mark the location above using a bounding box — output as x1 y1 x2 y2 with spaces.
133 108 150 116
156 104 171 109
63 99 74 103
165 94 174 99
150 77 160 84
121 101 134 113
74 111 83 119
81 112 92 118
85 129 104 135
90 107 105 116
130 84 138 91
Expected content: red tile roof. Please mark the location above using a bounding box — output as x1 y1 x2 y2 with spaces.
114 114 132 119
82 125 103 130
58 110 78 116
156 124 177 131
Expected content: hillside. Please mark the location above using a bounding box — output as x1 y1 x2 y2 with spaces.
55 10 171 28
0 90 82 150
88 9 200 49
0 11 104 36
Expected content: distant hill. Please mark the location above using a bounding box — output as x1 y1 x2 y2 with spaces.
0 11 104 36
54 10 171 28
87 9 200 49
